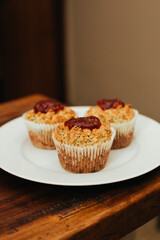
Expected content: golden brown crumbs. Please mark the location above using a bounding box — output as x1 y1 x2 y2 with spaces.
54 123 112 147
24 107 76 124
87 105 134 123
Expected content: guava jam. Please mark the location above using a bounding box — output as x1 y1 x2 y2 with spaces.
34 100 64 114
97 98 124 110
65 116 101 130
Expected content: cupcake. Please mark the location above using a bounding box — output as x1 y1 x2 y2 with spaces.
87 99 138 149
53 116 116 173
23 100 76 149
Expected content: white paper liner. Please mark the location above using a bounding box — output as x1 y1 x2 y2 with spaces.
53 127 115 160
23 114 58 149
110 109 138 137
53 127 116 173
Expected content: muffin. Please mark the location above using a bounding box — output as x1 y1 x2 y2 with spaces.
87 99 138 149
53 116 116 173
23 100 76 149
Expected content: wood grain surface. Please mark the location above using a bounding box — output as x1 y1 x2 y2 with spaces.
0 94 48 126
0 95 160 240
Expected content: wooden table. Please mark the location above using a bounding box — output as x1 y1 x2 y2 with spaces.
0 94 160 240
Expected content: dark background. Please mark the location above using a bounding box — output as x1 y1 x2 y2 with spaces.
0 0 65 103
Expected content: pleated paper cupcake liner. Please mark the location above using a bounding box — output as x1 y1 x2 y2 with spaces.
53 127 116 173
23 115 58 149
111 109 138 149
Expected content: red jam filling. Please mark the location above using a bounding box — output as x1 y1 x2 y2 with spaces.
97 98 124 110
34 100 64 114
65 116 101 130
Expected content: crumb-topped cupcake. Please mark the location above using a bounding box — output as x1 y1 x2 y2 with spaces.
23 100 76 149
53 116 116 173
87 99 138 149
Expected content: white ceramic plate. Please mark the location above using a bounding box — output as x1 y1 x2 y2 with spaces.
0 107 160 186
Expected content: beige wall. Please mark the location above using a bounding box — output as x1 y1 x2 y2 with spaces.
64 0 160 122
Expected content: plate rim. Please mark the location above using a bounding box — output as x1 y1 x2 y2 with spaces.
0 106 160 186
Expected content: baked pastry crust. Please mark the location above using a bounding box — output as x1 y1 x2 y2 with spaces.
23 103 76 149
53 121 116 173
87 103 138 149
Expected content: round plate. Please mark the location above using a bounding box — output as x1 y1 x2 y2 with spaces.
0 106 160 186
